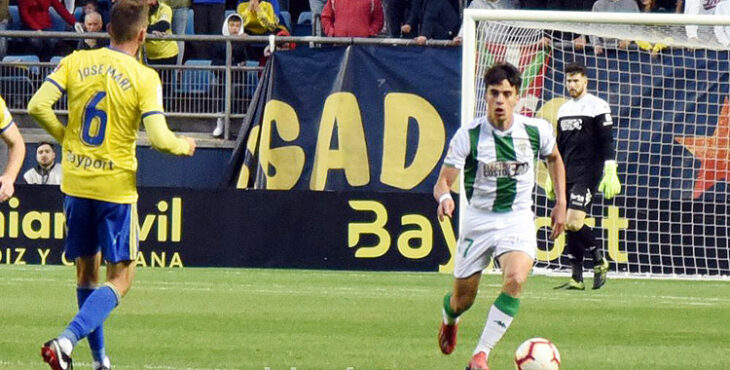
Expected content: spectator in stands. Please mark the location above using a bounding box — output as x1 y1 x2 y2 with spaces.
76 0 108 24
309 0 326 17
238 0 279 35
641 0 681 12
163 0 189 64
190 0 225 58
217 13 249 65
82 0 100 15
321 0 384 37
212 13 249 137
307 0 325 34
18 0 81 61
541 0 595 50
23 142 62 185
145 0 178 65
237 0 278 59
635 0 670 56
0 0 9 58
262 25 295 58
383 0 411 37
64 0 74 14
684 0 730 45
74 0 109 26
590 0 638 55
76 11 108 49
715 1 730 46
401 0 460 44
452 0 520 44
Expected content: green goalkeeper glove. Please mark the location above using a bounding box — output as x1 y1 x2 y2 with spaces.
544 175 555 201
598 160 621 199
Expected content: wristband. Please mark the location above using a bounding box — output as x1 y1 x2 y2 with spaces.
438 193 453 204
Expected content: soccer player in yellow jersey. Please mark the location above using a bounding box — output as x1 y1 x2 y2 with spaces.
0 95 27 202
28 0 195 369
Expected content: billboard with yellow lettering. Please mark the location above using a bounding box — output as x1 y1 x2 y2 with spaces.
225 45 461 192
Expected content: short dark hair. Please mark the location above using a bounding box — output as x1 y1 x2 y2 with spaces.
228 15 242 24
484 63 522 93
109 0 148 43
37 141 55 152
565 63 587 76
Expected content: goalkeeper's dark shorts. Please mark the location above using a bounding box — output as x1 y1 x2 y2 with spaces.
567 183 595 213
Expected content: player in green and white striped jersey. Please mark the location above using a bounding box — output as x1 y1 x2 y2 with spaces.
435 63 567 370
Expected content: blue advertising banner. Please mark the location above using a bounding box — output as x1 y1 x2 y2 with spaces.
0 185 456 271
227 45 462 192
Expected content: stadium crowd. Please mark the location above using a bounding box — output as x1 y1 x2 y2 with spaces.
0 0 713 137
0 0 694 63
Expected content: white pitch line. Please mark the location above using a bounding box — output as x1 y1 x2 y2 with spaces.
2 274 729 305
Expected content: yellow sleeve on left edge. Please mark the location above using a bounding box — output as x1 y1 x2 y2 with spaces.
28 81 66 143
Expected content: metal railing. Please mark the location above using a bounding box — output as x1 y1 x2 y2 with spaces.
0 30 456 139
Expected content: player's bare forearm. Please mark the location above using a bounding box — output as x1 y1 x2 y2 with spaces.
545 147 566 239
28 82 66 143
0 124 26 201
434 165 458 221
433 165 458 201
1 124 25 181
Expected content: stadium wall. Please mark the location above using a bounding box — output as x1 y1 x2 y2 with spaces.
19 143 232 188
0 185 459 271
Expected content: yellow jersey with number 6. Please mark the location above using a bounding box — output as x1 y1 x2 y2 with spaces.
46 47 164 204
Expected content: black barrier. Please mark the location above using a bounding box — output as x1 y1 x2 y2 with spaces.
0 185 458 271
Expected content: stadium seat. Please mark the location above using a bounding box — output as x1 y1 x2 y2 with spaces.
3 55 41 75
176 59 215 94
279 10 291 32
224 9 236 20
7 6 21 31
297 11 312 25
47 56 64 78
294 11 312 36
0 55 40 109
185 8 195 35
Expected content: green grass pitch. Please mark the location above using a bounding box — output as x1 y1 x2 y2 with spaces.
1 265 728 369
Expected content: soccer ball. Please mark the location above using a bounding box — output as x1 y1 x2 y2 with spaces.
514 337 561 370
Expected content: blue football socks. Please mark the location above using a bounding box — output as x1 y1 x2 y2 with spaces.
62 284 119 349
76 286 107 362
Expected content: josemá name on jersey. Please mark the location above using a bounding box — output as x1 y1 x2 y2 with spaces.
77 64 132 91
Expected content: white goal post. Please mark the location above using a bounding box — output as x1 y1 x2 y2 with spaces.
461 9 730 279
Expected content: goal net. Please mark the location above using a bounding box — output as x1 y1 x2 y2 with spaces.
462 10 730 278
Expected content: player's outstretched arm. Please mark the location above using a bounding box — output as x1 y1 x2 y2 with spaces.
143 113 195 156
28 81 66 143
0 124 26 202
433 165 458 221
545 146 566 240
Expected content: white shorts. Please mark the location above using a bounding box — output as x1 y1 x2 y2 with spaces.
453 207 537 279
